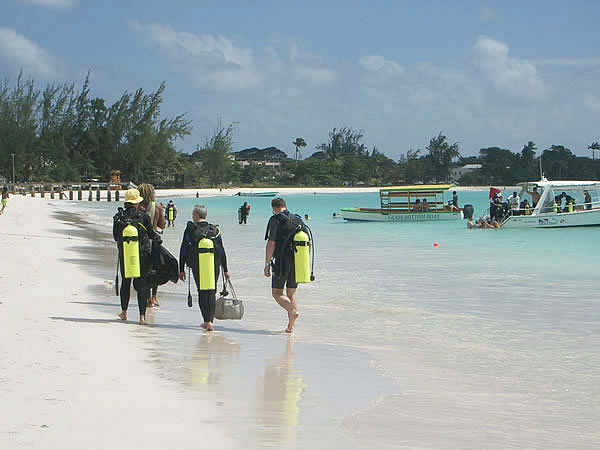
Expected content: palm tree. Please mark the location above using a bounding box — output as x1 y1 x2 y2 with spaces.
293 137 306 161
588 142 600 161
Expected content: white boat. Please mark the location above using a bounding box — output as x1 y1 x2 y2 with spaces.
500 178 600 228
341 184 462 222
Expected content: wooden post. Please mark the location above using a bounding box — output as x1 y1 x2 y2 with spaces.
96 190 100 201
115 190 120 202
69 191 73 200
88 190 92 201
107 190 112 202
77 190 82 200
50 188 54 199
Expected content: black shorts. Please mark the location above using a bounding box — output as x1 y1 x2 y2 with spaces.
271 258 297 289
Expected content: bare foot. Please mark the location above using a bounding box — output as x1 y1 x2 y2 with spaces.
118 311 127 321
286 310 299 333
206 322 214 331
152 296 160 307
139 316 146 325
201 322 208 329
146 301 153 308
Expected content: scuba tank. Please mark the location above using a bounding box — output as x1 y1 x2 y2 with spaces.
197 237 216 290
552 201 558 213
122 224 140 278
293 230 311 283
525 204 531 215
568 200 574 213
168 207 174 221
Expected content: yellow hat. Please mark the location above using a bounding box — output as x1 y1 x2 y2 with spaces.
124 188 143 204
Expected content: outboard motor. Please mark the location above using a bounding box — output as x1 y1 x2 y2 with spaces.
463 204 474 220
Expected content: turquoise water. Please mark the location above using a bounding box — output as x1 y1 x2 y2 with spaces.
75 190 600 447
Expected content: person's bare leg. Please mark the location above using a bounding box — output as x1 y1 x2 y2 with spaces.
139 315 146 325
286 287 299 332
152 295 160 307
271 288 297 332
118 310 127 321
206 322 214 331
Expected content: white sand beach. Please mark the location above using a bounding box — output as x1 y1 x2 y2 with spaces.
0 195 230 449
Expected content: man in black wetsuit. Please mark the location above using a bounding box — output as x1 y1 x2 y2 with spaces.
264 197 307 333
113 188 162 325
178 204 230 331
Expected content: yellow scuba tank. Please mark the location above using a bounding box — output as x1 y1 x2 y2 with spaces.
122 224 140 278
293 231 311 283
568 200 574 213
552 201 558 213
168 207 174 221
198 237 215 290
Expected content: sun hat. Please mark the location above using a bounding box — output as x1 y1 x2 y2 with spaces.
124 188 144 204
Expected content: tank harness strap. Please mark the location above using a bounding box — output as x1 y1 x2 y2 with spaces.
198 247 215 254
122 235 139 243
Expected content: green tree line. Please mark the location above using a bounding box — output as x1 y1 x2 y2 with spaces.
2 72 599 187
0 71 191 184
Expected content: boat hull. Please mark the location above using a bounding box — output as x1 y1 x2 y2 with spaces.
341 208 461 222
501 209 600 228
236 191 278 197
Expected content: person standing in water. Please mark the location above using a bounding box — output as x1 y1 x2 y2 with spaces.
239 201 250 224
165 200 177 227
179 205 230 331
137 183 166 308
264 197 308 333
113 188 162 325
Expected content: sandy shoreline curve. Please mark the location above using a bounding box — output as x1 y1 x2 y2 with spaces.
0 195 228 449
154 185 503 199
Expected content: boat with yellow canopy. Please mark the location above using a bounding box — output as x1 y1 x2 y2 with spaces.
341 184 462 222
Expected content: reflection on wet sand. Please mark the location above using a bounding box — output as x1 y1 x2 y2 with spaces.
190 332 241 388
256 336 305 447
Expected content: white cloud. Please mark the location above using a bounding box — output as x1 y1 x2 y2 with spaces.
360 55 405 77
532 57 600 67
0 27 57 77
130 21 262 90
288 41 337 85
473 36 546 100
19 0 78 7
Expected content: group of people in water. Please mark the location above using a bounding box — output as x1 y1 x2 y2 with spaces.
113 188 309 333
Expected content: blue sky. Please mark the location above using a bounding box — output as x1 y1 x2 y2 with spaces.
2 0 600 160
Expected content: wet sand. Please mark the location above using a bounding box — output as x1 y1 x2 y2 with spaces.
0 195 395 449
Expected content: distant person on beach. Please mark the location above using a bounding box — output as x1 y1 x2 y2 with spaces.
113 188 162 325
165 200 177 227
264 197 309 333
138 183 166 308
179 205 230 331
304 214 311 220
1 187 9 214
239 201 250 224
332 212 337 218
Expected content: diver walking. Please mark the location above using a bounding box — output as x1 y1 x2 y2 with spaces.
113 188 162 325
264 197 314 333
179 205 230 331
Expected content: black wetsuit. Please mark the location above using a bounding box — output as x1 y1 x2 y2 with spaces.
265 211 303 290
113 206 161 316
179 221 229 323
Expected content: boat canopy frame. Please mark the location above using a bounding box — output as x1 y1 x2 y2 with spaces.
379 184 456 212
